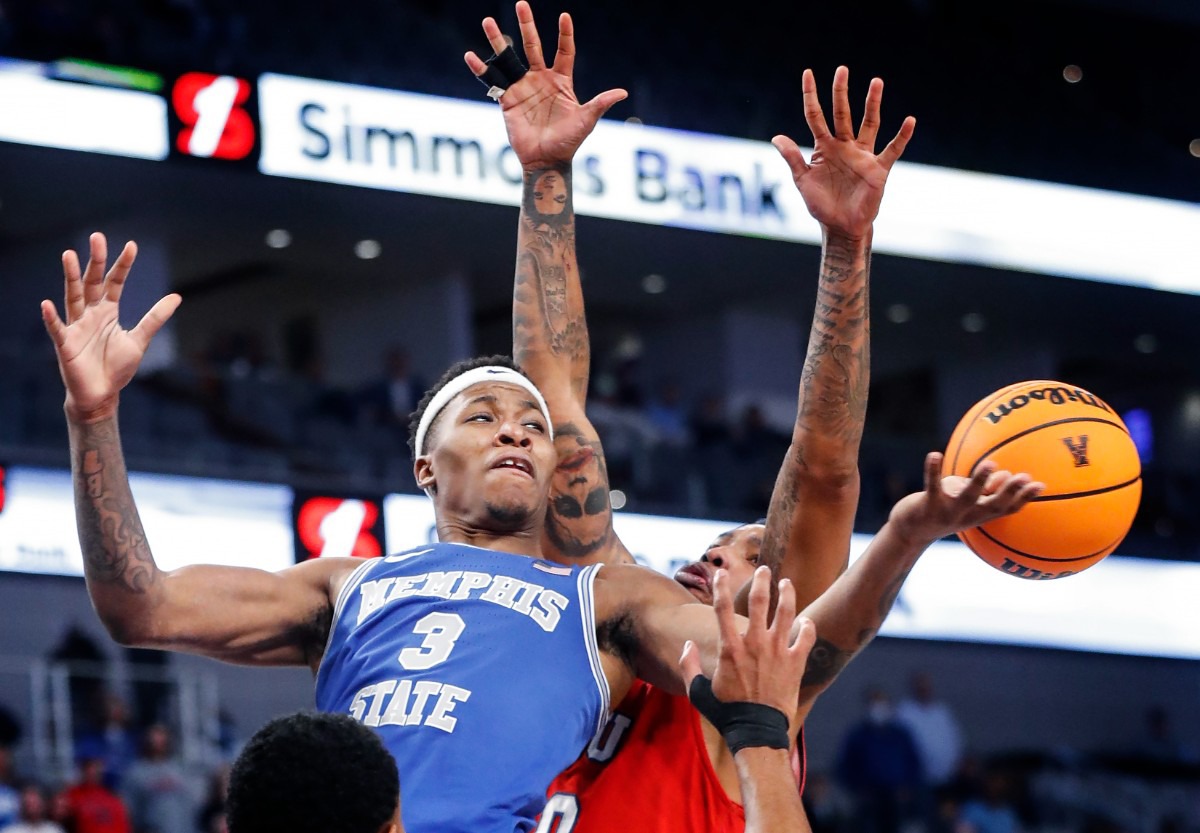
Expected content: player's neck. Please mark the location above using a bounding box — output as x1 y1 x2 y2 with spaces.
436 520 545 558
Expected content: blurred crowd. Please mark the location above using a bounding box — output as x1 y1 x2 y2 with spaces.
0 665 1195 833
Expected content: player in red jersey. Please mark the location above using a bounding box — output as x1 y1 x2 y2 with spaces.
468 5 1036 832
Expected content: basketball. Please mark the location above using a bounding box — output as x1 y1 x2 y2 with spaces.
943 380 1142 580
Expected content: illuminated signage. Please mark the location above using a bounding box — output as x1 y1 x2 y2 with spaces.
171 72 257 160
257 72 1200 295
293 493 385 561
382 492 1200 660
0 71 167 159
0 467 293 577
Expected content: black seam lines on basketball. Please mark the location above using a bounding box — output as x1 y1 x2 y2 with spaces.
966 416 1132 476
972 525 1125 563
1029 476 1142 502
952 385 1026 474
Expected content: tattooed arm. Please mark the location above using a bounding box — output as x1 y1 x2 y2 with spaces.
759 67 916 611
791 453 1043 716
46 234 351 670
466 3 631 564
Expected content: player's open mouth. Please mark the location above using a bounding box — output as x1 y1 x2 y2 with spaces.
674 562 712 591
491 455 534 478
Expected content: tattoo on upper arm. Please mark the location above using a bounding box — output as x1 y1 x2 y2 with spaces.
800 564 916 693
74 421 158 594
543 421 620 560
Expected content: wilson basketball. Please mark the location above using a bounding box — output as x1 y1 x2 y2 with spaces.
943 380 1141 580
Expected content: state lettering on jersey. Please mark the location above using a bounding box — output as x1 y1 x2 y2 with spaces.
350 679 473 732
356 569 568 631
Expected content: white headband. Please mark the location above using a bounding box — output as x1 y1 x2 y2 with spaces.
413 366 555 461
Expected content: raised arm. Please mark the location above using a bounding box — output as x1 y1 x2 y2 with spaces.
465 1 633 566
760 67 916 609
680 568 815 833
794 454 1043 711
43 234 351 669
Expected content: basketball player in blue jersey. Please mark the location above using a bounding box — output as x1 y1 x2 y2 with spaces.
41 236 845 833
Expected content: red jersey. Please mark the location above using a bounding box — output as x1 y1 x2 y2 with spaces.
541 680 805 833
61 783 131 833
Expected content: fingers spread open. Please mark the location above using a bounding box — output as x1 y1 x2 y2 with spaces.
41 300 67 348
679 639 702 690
789 616 817 661
82 232 108 307
712 570 740 651
961 460 997 504
772 578 797 643
63 250 85 323
515 0 546 70
831 65 853 139
771 134 810 178
553 12 575 77
482 17 509 57
923 451 943 498
103 241 138 304
858 77 884 151
582 88 628 122
801 69 831 142
129 293 181 352
878 116 917 171
464 51 489 77
747 565 771 636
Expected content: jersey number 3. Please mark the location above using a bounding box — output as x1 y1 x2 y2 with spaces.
398 612 465 670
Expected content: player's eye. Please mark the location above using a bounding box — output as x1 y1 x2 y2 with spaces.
524 420 546 433
467 413 492 423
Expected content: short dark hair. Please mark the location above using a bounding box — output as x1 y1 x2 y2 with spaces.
406 354 523 457
226 712 398 833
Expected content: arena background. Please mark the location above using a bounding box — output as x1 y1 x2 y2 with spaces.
0 0 1197 831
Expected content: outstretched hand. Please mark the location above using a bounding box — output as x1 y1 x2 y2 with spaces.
464 1 627 171
772 67 916 240
681 565 816 717
41 232 181 423
888 452 1045 546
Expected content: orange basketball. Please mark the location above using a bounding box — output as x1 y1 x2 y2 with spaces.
943 380 1142 580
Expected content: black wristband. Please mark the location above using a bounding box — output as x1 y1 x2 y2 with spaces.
486 45 528 85
688 675 790 754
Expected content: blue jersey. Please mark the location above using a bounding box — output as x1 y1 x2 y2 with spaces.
315 543 610 833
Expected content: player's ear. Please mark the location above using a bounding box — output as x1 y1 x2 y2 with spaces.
414 454 436 493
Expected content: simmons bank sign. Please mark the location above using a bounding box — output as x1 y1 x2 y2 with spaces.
255 72 1200 293
256 73 804 240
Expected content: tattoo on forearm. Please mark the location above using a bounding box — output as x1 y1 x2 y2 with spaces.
513 164 589 390
543 422 619 560
801 637 854 688
797 236 870 443
72 420 159 594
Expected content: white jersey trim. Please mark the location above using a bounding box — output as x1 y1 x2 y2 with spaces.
577 563 611 742
316 556 381 685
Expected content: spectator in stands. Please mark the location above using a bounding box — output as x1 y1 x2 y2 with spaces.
732 403 791 513
357 346 426 441
58 756 130 833
74 694 138 790
645 377 691 447
1141 706 1199 765
958 771 1022 833
0 703 19 750
897 671 964 789
1 783 65 833
122 725 197 833
196 766 228 833
837 687 924 833
803 772 853 833
0 746 19 830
